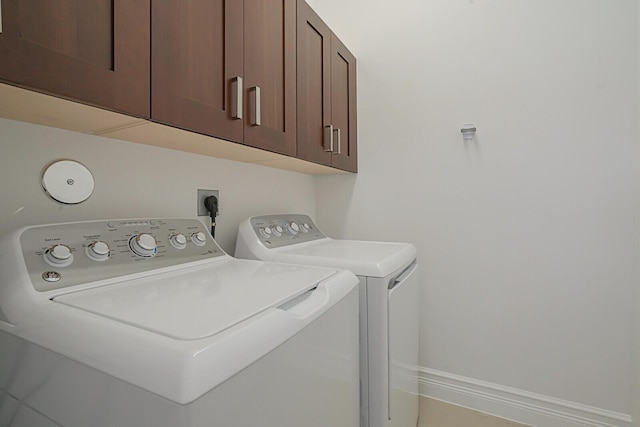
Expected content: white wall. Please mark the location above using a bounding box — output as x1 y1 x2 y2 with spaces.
310 0 639 424
0 118 316 254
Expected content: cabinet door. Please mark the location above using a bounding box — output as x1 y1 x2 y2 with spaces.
152 0 243 143
330 34 357 172
0 0 149 118
296 0 332 167
243 0 297 156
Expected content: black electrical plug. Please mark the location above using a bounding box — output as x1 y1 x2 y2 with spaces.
204 195 219 238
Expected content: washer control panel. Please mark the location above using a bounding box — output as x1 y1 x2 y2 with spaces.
20 219 224 292
249 214 325 249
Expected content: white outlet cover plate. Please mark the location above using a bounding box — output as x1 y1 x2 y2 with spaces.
42 160 95 204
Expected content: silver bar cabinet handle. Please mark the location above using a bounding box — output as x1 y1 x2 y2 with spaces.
250 86 261 126
332 128 341 155
230 76 243 119
0 0 3 34
323 125 334 152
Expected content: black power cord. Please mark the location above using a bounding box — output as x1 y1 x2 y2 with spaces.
204 195 219 238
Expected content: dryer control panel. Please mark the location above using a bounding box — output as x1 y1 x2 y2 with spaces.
248 214 326 248
19 219 224 292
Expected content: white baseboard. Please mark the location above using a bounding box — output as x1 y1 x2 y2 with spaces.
418 367 633 427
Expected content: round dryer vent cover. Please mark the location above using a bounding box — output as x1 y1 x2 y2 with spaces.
42 160 95 204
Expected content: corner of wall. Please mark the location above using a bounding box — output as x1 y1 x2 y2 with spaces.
635 3 640 425
632 3 640 425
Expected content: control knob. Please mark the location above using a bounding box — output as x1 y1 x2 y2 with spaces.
272 225 283 237
191 231 207 247
170 233 187 250
86 241 110 262
129 233 157 257
44 244 74 267
286 221 300 235
259 227 273 238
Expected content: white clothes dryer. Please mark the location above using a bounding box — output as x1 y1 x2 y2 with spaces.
236 214 419 427
0 218 359 427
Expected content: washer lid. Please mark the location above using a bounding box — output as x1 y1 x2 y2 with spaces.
272 239 417 278
54 258 336 340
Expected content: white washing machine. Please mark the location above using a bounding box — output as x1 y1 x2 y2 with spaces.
0 218 360 427
236 214 419 427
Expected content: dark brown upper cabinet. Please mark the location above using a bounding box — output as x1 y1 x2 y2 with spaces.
0 0 150 118
0 0 354 172
243 0 297 156
151 0 244 143
297 0 357 172
152 0 297 157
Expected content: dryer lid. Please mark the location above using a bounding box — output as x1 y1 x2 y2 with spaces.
54 258 336 340
272 239 417 278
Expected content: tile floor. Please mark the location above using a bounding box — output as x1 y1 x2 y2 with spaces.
418 398 532 427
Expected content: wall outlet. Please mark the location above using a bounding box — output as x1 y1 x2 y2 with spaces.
197 189 219 216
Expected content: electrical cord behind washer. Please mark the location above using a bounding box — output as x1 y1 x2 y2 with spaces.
204 195 219 238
